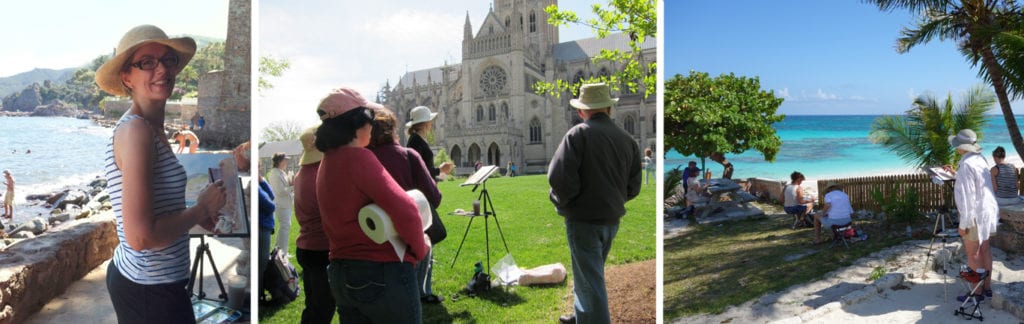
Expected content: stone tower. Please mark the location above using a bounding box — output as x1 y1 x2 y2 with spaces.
197 0 251 148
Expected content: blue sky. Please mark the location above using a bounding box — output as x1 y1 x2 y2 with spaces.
665 1 1024 115
258 0 601 132
0 0 227 77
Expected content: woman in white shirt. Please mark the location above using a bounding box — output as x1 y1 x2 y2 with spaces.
268 152 294 254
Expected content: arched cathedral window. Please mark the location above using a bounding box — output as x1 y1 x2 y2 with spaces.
488 104 496 122
529 118 542 143
624 115 636 135
529 12 536 33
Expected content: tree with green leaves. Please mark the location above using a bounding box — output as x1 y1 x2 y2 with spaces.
869 85 995 169
866 0 1024 161
664 71 785 171
534 0 655 98
261 120 305 143
259 56 291 96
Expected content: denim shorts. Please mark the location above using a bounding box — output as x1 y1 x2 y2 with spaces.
784 205 808 215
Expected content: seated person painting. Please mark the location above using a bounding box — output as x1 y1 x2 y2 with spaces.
814 182 853 244
783 171 815 227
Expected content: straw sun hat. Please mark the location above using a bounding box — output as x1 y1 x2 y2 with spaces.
95 25 197 97
570 83 619 110
298 126 323 166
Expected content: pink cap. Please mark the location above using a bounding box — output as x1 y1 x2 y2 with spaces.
316 87 384 120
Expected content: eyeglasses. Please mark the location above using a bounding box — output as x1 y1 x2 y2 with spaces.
129 54 180 71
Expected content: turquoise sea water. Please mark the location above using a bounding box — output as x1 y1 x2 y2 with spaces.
665 115 1024 181
0 117 110 205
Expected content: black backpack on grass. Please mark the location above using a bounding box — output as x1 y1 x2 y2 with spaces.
262 247 300 304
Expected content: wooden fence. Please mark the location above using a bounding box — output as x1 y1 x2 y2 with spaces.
817 168 1024 212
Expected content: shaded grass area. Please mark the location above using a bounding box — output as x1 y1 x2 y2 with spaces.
663 203 912 320
260 174 655 323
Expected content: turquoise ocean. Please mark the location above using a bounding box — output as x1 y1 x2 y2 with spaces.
0 117 110 223
665 115 1024 181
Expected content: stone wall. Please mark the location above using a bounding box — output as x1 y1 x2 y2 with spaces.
994 204 1024 255
0 214 117 324
747 177 786 203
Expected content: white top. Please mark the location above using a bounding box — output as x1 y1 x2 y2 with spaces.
783 184 800 207
824 190 853 220
953 152 1000 242
267 167 294 207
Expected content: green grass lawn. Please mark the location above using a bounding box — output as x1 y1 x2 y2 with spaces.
663 203 913 320
259 174 655 323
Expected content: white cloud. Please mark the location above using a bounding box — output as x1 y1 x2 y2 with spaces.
776 87 790 99
815 88 838 100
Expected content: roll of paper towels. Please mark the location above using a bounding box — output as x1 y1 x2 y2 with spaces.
358 189 432 260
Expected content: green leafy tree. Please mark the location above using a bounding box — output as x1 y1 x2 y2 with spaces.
534 0 656 98
175 42 225 97
261 120 306 143
259 56 291 96
664 71 785 169
866 0 1024 161
869 85 994 169
435 148 450 167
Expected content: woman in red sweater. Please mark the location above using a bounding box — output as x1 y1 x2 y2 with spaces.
314 88 429 322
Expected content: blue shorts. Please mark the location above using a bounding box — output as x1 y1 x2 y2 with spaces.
822 217 851 228
784 205 808 215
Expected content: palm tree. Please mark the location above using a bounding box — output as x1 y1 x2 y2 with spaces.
869 85 995 168
866 0 1024 160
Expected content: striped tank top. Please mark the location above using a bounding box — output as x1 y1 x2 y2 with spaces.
994 163 1019 198
104 113 190 285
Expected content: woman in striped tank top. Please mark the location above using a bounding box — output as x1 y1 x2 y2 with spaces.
991 146 1020 206
95 25 226 323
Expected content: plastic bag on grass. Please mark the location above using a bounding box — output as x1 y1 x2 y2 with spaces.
492 253 523 285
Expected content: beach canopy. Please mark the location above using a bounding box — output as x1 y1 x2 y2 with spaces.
258 139 302 158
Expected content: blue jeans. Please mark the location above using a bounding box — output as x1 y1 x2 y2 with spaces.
565 220 619 324
415 248 434 296
296 248 334 324
328 259 420 323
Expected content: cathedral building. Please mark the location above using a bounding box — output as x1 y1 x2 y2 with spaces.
382 0 655 175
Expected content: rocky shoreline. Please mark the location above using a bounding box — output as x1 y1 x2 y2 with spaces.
0 177 111 250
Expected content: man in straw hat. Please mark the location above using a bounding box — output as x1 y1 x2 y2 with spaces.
943 129 1000 301
813 181 853 244
549 83 642 324
96 24 226 323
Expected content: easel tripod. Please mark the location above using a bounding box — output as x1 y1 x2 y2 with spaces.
922 178 961 299
451 167 511 273
188 235 228 301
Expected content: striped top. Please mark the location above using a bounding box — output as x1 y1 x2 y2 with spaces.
994 163 1019 198
104 113 190 285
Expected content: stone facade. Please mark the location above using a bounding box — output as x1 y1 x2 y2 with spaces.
196 0 251 149
0 215 118 324
384 0 656 175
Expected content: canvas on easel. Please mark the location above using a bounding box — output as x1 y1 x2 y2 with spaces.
178 153 249 236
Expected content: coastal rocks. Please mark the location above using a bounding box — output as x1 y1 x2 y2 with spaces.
0 214 117 324
0 83 41 112
30 100 80 118
50 190 89 210
8 218 47 237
